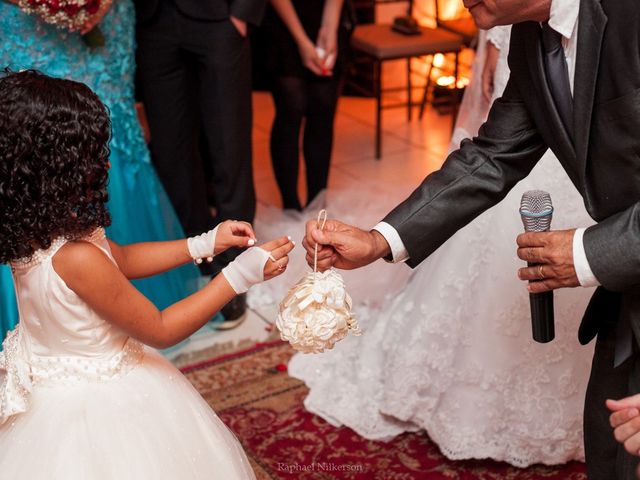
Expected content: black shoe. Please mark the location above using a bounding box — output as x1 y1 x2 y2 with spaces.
217 293 247 330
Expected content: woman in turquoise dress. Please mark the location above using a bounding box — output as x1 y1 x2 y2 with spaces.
0 0 210 340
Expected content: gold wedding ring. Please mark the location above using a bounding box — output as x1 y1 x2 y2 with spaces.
538 265 545 280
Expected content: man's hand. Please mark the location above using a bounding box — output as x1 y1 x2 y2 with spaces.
516 229 579 293
302 219 391 271
607 394 640 478
230 16 248 37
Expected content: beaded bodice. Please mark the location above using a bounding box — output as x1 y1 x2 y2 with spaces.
1 229 143 423
9 228 138 359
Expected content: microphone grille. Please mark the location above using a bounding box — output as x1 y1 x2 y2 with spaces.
520 190 553 232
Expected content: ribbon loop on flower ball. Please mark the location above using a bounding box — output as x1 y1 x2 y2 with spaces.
276 210 360 354
313 209 328 275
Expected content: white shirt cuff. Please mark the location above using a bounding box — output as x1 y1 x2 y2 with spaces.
372 222 409 263
572 227 600 287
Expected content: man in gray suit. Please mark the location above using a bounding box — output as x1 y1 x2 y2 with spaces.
303 0 640 477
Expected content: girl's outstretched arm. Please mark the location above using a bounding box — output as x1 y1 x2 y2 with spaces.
107 220 256 279
53 236 293 349
107 238 193 279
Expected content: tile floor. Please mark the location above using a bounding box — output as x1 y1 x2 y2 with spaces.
170 70 456 366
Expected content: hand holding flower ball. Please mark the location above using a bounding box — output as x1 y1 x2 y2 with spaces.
276 210 361 353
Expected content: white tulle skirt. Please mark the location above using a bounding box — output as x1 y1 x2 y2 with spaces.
0 350 255 479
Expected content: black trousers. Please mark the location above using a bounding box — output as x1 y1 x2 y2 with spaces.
269 74 343 210
136 0 256 271
584 304 640 479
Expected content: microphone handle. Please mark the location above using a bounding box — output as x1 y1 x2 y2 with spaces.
527 262 555 343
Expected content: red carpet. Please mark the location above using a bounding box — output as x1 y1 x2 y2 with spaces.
182 341 587 479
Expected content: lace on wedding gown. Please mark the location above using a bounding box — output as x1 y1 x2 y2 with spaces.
287 26 596 467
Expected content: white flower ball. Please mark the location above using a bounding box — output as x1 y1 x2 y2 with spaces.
276 269 360 353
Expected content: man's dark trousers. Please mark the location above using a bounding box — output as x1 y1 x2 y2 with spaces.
136 0 256 271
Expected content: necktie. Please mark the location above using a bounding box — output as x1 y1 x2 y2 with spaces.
541 23 573 138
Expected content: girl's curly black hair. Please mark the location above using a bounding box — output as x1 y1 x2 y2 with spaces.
0 70 112 263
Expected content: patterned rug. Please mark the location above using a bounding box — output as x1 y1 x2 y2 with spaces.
181 341 587 480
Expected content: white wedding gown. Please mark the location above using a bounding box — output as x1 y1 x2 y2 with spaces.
0 229 255 479
286 27 596 467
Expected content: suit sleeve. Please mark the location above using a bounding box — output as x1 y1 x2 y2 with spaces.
382 77 547 268
583 205 640 291
230 0 268 25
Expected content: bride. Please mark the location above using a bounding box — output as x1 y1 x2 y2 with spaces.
286 26 596 467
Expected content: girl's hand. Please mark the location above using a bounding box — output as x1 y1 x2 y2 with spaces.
298 38 325 76
80 0 113 35
316 26 338 74
221 236 295 294
214 220 257 255
261 236 295 280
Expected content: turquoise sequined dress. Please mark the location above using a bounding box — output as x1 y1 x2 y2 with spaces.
0 1 208 340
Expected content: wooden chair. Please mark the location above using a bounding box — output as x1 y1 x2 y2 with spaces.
350 0 464 159
434 0 478 49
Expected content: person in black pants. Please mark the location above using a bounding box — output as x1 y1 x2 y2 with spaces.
134 0 267 324
264 0 352 211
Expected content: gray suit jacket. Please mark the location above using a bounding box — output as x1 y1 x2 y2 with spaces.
383 0 640 345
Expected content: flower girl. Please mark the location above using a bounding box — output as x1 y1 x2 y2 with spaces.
0 70 294 479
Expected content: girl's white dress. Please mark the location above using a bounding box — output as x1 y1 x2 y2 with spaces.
0 229 255 479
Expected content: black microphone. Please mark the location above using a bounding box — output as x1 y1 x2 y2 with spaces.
520 190 555 343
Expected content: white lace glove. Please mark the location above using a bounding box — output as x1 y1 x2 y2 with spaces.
187 226 219 264
222 247 272 294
